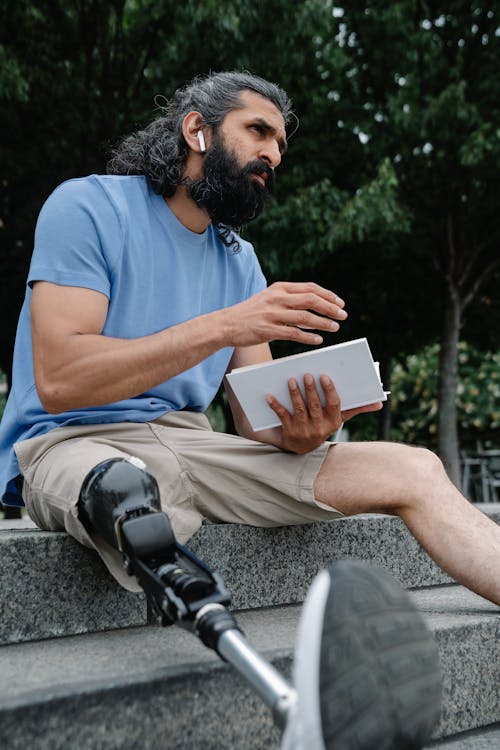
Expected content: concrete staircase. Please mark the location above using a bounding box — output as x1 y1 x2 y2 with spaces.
0 507 499 749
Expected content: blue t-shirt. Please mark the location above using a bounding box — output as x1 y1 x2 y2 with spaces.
0 175 267 505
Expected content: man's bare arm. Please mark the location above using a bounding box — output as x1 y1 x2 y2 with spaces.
31 280 347 414
31 282 232 413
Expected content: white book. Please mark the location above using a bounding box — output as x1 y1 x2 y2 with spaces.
226 337 389 432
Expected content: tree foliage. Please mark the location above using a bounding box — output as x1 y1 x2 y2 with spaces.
391 342 499 448
1 0 498 464
346 342 500 448
0 0 410 374
321 2 500 478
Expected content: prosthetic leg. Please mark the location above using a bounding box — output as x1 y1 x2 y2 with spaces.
78 456 297 730
78 457 442 749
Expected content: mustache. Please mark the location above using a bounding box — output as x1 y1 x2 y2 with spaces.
243 160 275 193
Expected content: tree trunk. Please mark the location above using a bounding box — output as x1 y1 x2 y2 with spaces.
437 288 462 485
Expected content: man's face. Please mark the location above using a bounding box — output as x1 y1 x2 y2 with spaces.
188 91 287 228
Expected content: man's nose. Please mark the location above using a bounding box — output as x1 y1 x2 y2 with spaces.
258 141 282 169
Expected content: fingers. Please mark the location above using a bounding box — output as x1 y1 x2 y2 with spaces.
265 373 384 455
271 326 324 346
226 281 347 348
266 283 348 344
270 376 324 423
319 374 341 414
302 374 323 420
278 281 345 309
288 377 312 423
278 308 342 334
268 282 347 323
265 392 292 427
277 288 347 323
266 374 343 437
288 292 347 323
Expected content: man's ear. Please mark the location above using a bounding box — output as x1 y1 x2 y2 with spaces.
182 111 210 155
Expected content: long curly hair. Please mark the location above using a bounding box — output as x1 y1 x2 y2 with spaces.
106 72 292 250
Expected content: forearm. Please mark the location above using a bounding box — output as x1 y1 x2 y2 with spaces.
33 279 349 414
36 310 230 413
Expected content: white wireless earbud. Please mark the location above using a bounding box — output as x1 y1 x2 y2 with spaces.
197 131 206 154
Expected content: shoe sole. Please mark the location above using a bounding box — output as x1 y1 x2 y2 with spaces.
292 560 442 750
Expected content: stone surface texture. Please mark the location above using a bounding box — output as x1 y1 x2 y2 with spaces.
0 586 498 750
0 529 146 645
189 505 499 608
426 724 500 748
1 506 498 748
1 505 498 644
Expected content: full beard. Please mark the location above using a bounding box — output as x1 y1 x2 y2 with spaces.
187 138 275 229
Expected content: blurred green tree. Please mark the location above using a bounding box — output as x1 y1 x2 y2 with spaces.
389 342 500 449
319 2 500 481
1 1 498 482
0 0 411 395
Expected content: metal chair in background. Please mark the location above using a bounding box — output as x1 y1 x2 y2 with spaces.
461 443 500 503
480 453 500 502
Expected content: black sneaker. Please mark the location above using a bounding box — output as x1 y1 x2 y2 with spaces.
282 560 442 750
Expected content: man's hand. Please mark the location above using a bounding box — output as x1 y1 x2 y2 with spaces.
264 374 383 454
221 282 347 348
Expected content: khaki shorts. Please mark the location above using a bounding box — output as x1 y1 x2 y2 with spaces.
15 411 342 591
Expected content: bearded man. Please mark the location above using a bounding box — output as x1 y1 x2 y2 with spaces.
1 72 385 576
0 71 498 747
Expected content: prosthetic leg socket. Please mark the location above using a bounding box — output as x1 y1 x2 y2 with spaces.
78 457 176 563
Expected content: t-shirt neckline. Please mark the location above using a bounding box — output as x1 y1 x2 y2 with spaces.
149 185 210 249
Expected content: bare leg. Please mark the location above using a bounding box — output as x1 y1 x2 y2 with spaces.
314 442 500 605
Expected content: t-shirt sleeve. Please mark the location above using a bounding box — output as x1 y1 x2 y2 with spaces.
28 177 123 298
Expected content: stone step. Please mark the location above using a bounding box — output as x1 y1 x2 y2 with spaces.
426 723 500 749
189 505 500 609
1 504 499 645
0 525 147 645
0 585 498 750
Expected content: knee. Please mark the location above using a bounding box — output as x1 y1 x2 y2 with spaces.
404 445 447 495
